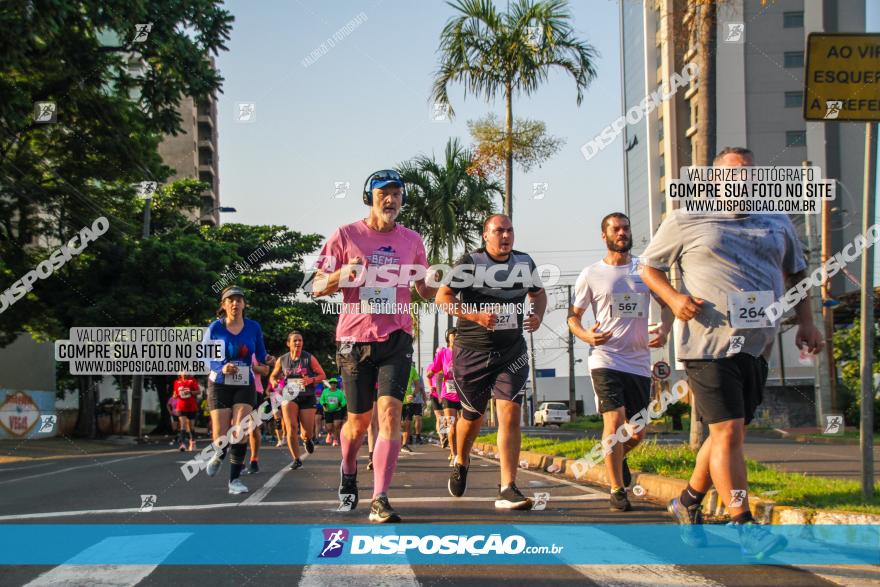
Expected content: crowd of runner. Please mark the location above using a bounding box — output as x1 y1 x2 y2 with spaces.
175 150 812 559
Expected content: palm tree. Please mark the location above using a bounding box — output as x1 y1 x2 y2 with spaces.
398 138 500 351
431 0 597 219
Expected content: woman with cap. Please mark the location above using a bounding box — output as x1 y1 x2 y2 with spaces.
426 328 460 465
269 330 326 469
320 378 347 446
204 286 271 495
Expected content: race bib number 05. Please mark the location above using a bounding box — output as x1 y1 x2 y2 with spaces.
226 361 250 386
610 292 647 319
728 290 773 329
444 379 457 394
359 287 396 314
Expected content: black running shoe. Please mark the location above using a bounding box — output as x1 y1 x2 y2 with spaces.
289 459 303 470
610 488 632 512
367 459 373 471
401 444 413 453
305 438 315 454
622 458 632 487
440 434 449 449
494 483 532 510
448 462 468 497
369 495 401 523
338 464 359 511
248 460 259 474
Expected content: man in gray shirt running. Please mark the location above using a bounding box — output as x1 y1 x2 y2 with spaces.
639 147 823 559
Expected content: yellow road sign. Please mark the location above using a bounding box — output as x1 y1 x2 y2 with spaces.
804 33 880 121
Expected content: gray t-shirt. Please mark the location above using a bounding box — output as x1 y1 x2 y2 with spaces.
639 211 806 360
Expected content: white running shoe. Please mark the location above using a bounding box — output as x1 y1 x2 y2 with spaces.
206 455 223 477
228 479 249 494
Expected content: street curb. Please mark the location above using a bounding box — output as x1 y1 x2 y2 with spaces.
470 442 880 527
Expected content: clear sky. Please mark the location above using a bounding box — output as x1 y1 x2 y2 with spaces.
214 0 880 375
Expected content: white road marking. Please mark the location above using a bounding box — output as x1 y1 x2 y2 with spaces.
514 525 722 587
567 565 723 587
240 453 309 505
298 520 419 587
23 532 190 587
470 452 606 495
795 565 880 587
0 494 607 521
0 453 161 486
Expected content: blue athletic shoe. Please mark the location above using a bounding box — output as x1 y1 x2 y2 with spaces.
733 521 787 560
667 497 708 547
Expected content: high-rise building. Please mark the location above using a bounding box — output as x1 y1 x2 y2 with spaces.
621 0 869 290
620 0 870 425
157 93 221 226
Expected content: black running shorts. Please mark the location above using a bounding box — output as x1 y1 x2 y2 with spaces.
452 337 529 417
336 329 413 414
684 353 768 425
207 380 257 410
590 368 652 420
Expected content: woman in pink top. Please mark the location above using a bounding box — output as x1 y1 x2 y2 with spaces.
428 370 445 447
426 328 460 465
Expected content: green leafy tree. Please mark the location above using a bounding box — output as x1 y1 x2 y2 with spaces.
467 114 564 180
431 0 597 218
833 320 880 431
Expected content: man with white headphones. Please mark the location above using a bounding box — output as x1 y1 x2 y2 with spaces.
313 169 436 523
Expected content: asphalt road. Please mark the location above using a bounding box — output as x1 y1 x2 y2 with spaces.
0 438 876 587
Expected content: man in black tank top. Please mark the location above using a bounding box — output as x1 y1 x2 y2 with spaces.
435 214 547 510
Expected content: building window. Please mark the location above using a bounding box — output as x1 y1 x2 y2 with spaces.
659 154 665 177
784 51 804 68
783 11 804 28
786 130 806 147
784 91 803 108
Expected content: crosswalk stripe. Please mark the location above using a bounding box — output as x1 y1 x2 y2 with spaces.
23 533 191 587
298 525 419 587
527 525 723 586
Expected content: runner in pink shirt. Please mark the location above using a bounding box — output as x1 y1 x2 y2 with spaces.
313 169 436 523
427 370 445 447
426 328 460 465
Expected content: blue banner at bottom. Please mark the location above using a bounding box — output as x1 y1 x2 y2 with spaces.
0 524 877 565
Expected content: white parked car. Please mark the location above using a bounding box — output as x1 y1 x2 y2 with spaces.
534 402 571 426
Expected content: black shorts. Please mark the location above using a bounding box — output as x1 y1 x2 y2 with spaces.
178 411 197 420
453 337 529 417
590 368 652 420
282 394 317 410
207 381 257 410
336 329 413 414
430 396 443 411
685 354 768 425
441 398 461 411
325 408 348 423
403 404 423 420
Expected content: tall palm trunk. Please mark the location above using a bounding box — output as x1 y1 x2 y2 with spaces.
689 0 716 449
447 239 454 330
504 80 514 218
